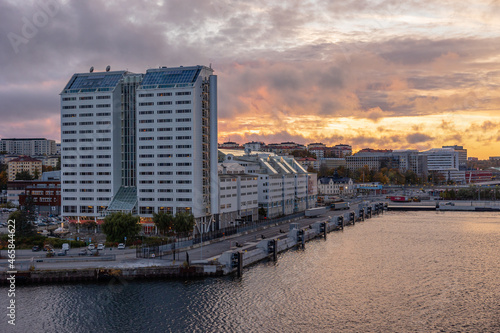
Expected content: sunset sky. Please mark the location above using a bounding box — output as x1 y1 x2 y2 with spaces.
1 0 499 158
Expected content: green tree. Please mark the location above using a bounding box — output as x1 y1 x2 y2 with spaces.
33 169 40 180
55 157 61 171
153 211 174 235
101 212 141 243
8 196 36 237
173 212 195 235
258 207 267 218
15 170 34 180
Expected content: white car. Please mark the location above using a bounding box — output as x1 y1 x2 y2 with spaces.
97 243 105 250
88 244 95 250
117 243 125 250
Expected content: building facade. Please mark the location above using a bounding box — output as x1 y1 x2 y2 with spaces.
60 66 218 233
7 156 42 181
0 138 57 156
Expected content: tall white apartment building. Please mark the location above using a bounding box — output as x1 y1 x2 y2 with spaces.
135 66 218 231
60 66 218 232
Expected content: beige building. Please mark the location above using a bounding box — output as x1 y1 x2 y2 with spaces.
7 156 42 181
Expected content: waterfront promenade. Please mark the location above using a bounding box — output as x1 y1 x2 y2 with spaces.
0 200 384 282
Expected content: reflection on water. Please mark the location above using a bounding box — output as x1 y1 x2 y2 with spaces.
2 211 499 333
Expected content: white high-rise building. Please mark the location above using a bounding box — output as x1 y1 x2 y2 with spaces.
136 66 218 231
0 138 57 156
60 66 218 232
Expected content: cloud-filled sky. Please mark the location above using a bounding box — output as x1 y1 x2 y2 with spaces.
1 0 499 158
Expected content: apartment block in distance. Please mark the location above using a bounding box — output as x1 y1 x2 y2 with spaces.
7 156 42 181
60 65 218 233
0 138 57 156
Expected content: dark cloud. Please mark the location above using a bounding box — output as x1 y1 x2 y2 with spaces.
406 133 433 144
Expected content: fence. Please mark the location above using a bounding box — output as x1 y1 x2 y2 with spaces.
137 212 306 258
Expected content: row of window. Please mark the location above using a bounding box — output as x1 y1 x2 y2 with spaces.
63 180 111 184
62 113 111 118
138 92 191 97
62 129 111 135
63 188 110 192
138 128 191 133
63 138 111 142
62 164 111 168
139 100 190 106
138 180 191 184
63 205 108 213
139 109 191 115
62 104 110 109
138 153 192 158
62 96 110 101
138 118 191 123
138 145 191 149
139 171 192 175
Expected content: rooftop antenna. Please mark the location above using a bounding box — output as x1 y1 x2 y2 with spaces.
209 63 212 69
89 66 94 73
106 65 110 72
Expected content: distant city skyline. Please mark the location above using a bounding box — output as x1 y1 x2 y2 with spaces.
1 1 499 159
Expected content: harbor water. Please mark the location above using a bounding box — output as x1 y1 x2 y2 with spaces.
2 211 499 332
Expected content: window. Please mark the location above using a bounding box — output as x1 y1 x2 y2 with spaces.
63 197 77 201
79 121 94 126
139 102 154 106
79 113 93 117
140 207 154 214
63 139 77 142
176 154 191 157
157 171 172 175
140 198 155 201
63 131 76 134
139 137 154 141
157 154 172 158
63 172 76 176
139 154 154 158
157 163 172 166
80 206 94 213
97 138 111 141
139 146 154 149
80 138 93 142
63 188 77 192
157 101 172 105
157 92 172 96
176 189 192 192
80 188 94 192
62 97 76 101
63 106 76 109
157 136 172 140
176 145 191 149
140 189 154 192
96 95 111 99
176 162 191 166
96 121 111 125
79 105 93 109
96 146 111 150
139 111 154 115
80 155 93 159
158 180 172 184
63 205 77 213
176 128 191 131
176 180 192 184
139 119 154 123
176 198 192 201
97 180 111 184
96 129 110 133
63 122 77 126
139 180 154 184
139 93 153 97
139 128 154 132
97 172 111 175
157 119 172 123
177 171 192 175
157 145 172 149
79 130 93 134
176 100 191 104
97 188 111 192
63 180 76 184
79 96 93 100
158 198 173 201
176 109 191 113
63 164 76 168
96 112 111 116
80 172 94 176
175 118 191 122
176 136 191 140
158 189 172 193
139 163 154 167
157 110 172 114
97 164 111 167
176 91 191 96
62 114 77 118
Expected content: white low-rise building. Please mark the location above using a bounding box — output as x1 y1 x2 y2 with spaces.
318 177 354 196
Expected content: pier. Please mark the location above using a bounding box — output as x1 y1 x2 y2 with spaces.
1 202 385 283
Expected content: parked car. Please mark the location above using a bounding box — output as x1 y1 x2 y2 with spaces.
32 245 42 252
97 243 105 251
117 243 125 250
57 251 66 256
78 249 87 256
445 202 455 206
88 244 95 250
